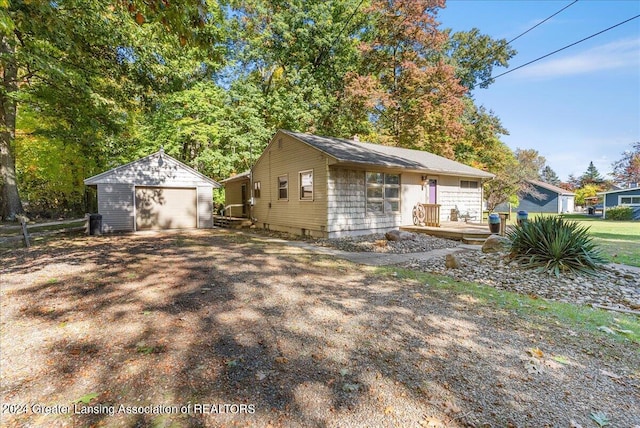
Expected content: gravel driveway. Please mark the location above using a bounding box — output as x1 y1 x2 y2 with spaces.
1 230 638 427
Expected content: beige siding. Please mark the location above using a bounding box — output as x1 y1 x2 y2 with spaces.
98 183 134 232
197 186 214 228
400 173 427 226
252 133 328 237
223 178 250 217
437 176 483 222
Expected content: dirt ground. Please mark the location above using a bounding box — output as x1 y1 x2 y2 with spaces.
1 230 638 428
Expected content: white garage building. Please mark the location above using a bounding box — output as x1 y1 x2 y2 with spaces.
84 149 220 232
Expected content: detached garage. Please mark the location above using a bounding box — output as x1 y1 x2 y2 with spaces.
84 149 221 232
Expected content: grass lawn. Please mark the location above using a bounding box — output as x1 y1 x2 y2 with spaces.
560 214 640 267
495 212 639 267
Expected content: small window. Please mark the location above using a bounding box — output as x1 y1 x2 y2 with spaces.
278 175 288 200
460 180 479 189
253 181 261 198
299 170 313 200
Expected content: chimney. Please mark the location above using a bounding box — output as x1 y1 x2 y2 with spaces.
352 134 360 142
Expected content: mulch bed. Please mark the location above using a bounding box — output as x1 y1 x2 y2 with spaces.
1 230 638 427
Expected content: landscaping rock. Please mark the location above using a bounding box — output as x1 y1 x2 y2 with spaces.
385 230 417 242
445 253 461 269
482 234 511 253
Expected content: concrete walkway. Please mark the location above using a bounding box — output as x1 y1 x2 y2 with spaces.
283 239 481 266
248 232 640 274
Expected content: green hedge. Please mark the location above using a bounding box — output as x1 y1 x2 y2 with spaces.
606 206 634 221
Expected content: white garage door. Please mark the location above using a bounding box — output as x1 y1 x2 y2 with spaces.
135 187 197 230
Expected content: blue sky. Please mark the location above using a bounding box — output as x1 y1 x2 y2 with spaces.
438 0 640 181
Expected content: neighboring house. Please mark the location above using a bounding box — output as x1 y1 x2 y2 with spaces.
84 149 221 232
223 130 494 238
220 171 251 218
598 186 640 220
496 180 575 214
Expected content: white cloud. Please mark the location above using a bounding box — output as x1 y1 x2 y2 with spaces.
513 37 640 79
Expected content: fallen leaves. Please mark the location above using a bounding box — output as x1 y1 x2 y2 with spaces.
527 347 544 359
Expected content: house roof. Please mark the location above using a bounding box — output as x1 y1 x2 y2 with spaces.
220 171 250 184
84 149 221 187
282 130 495 179
597 186 640 195
528 180 575 196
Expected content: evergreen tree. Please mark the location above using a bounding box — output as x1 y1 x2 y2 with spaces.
540 166 561 186
580 161 604 187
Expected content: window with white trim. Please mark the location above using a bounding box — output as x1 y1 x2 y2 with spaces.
366 172 400 213
278 175 288 200
254 181 261 198
460 180 479 189
299 170 313 200
619 196 640 205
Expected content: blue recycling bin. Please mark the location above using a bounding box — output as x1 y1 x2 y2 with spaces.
488 213 500 234
516 210 528 226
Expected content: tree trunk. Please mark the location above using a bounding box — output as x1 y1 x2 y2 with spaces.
1 34 24 221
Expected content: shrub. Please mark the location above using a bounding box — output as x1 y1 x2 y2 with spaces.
506 216 607 276
605 206 633 221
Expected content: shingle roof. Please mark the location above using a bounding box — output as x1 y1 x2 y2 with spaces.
84 150 221 187
597 185 640 195
528 180 574 196
282 130 494 179
220 170 250 184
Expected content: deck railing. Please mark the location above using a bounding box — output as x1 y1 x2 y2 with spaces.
423 203 441 227
413 203 440 227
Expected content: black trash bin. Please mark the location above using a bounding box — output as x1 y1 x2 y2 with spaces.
89 213 102 236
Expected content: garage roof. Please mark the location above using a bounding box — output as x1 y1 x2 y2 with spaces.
84 149 221 188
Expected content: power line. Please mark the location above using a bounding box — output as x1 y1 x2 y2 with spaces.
482 14 640 85
507 0 579 44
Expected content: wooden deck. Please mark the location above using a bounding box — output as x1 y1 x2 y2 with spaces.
401 221 493 244
213 215 253 229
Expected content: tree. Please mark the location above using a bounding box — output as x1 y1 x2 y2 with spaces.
579 161 604 187
514 148 545 180
540 166 561 186
339 0 467 157
575 184 600 206
483 147 520 212
444 28 516 90
225 0 361 135
1 0 223 219
611 142 640 187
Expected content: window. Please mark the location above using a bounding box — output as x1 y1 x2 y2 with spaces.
366 172 400 213
278 175 288 200
620 196 640 205
253 181 261 198
299 170 313 200
460 180 479 189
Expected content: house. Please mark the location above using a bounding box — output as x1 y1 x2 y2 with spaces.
223 130 494 238
496 180 575 214
84 149 221 232
598 186 640 220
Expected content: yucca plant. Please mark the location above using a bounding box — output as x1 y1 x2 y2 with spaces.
506 216 607 276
